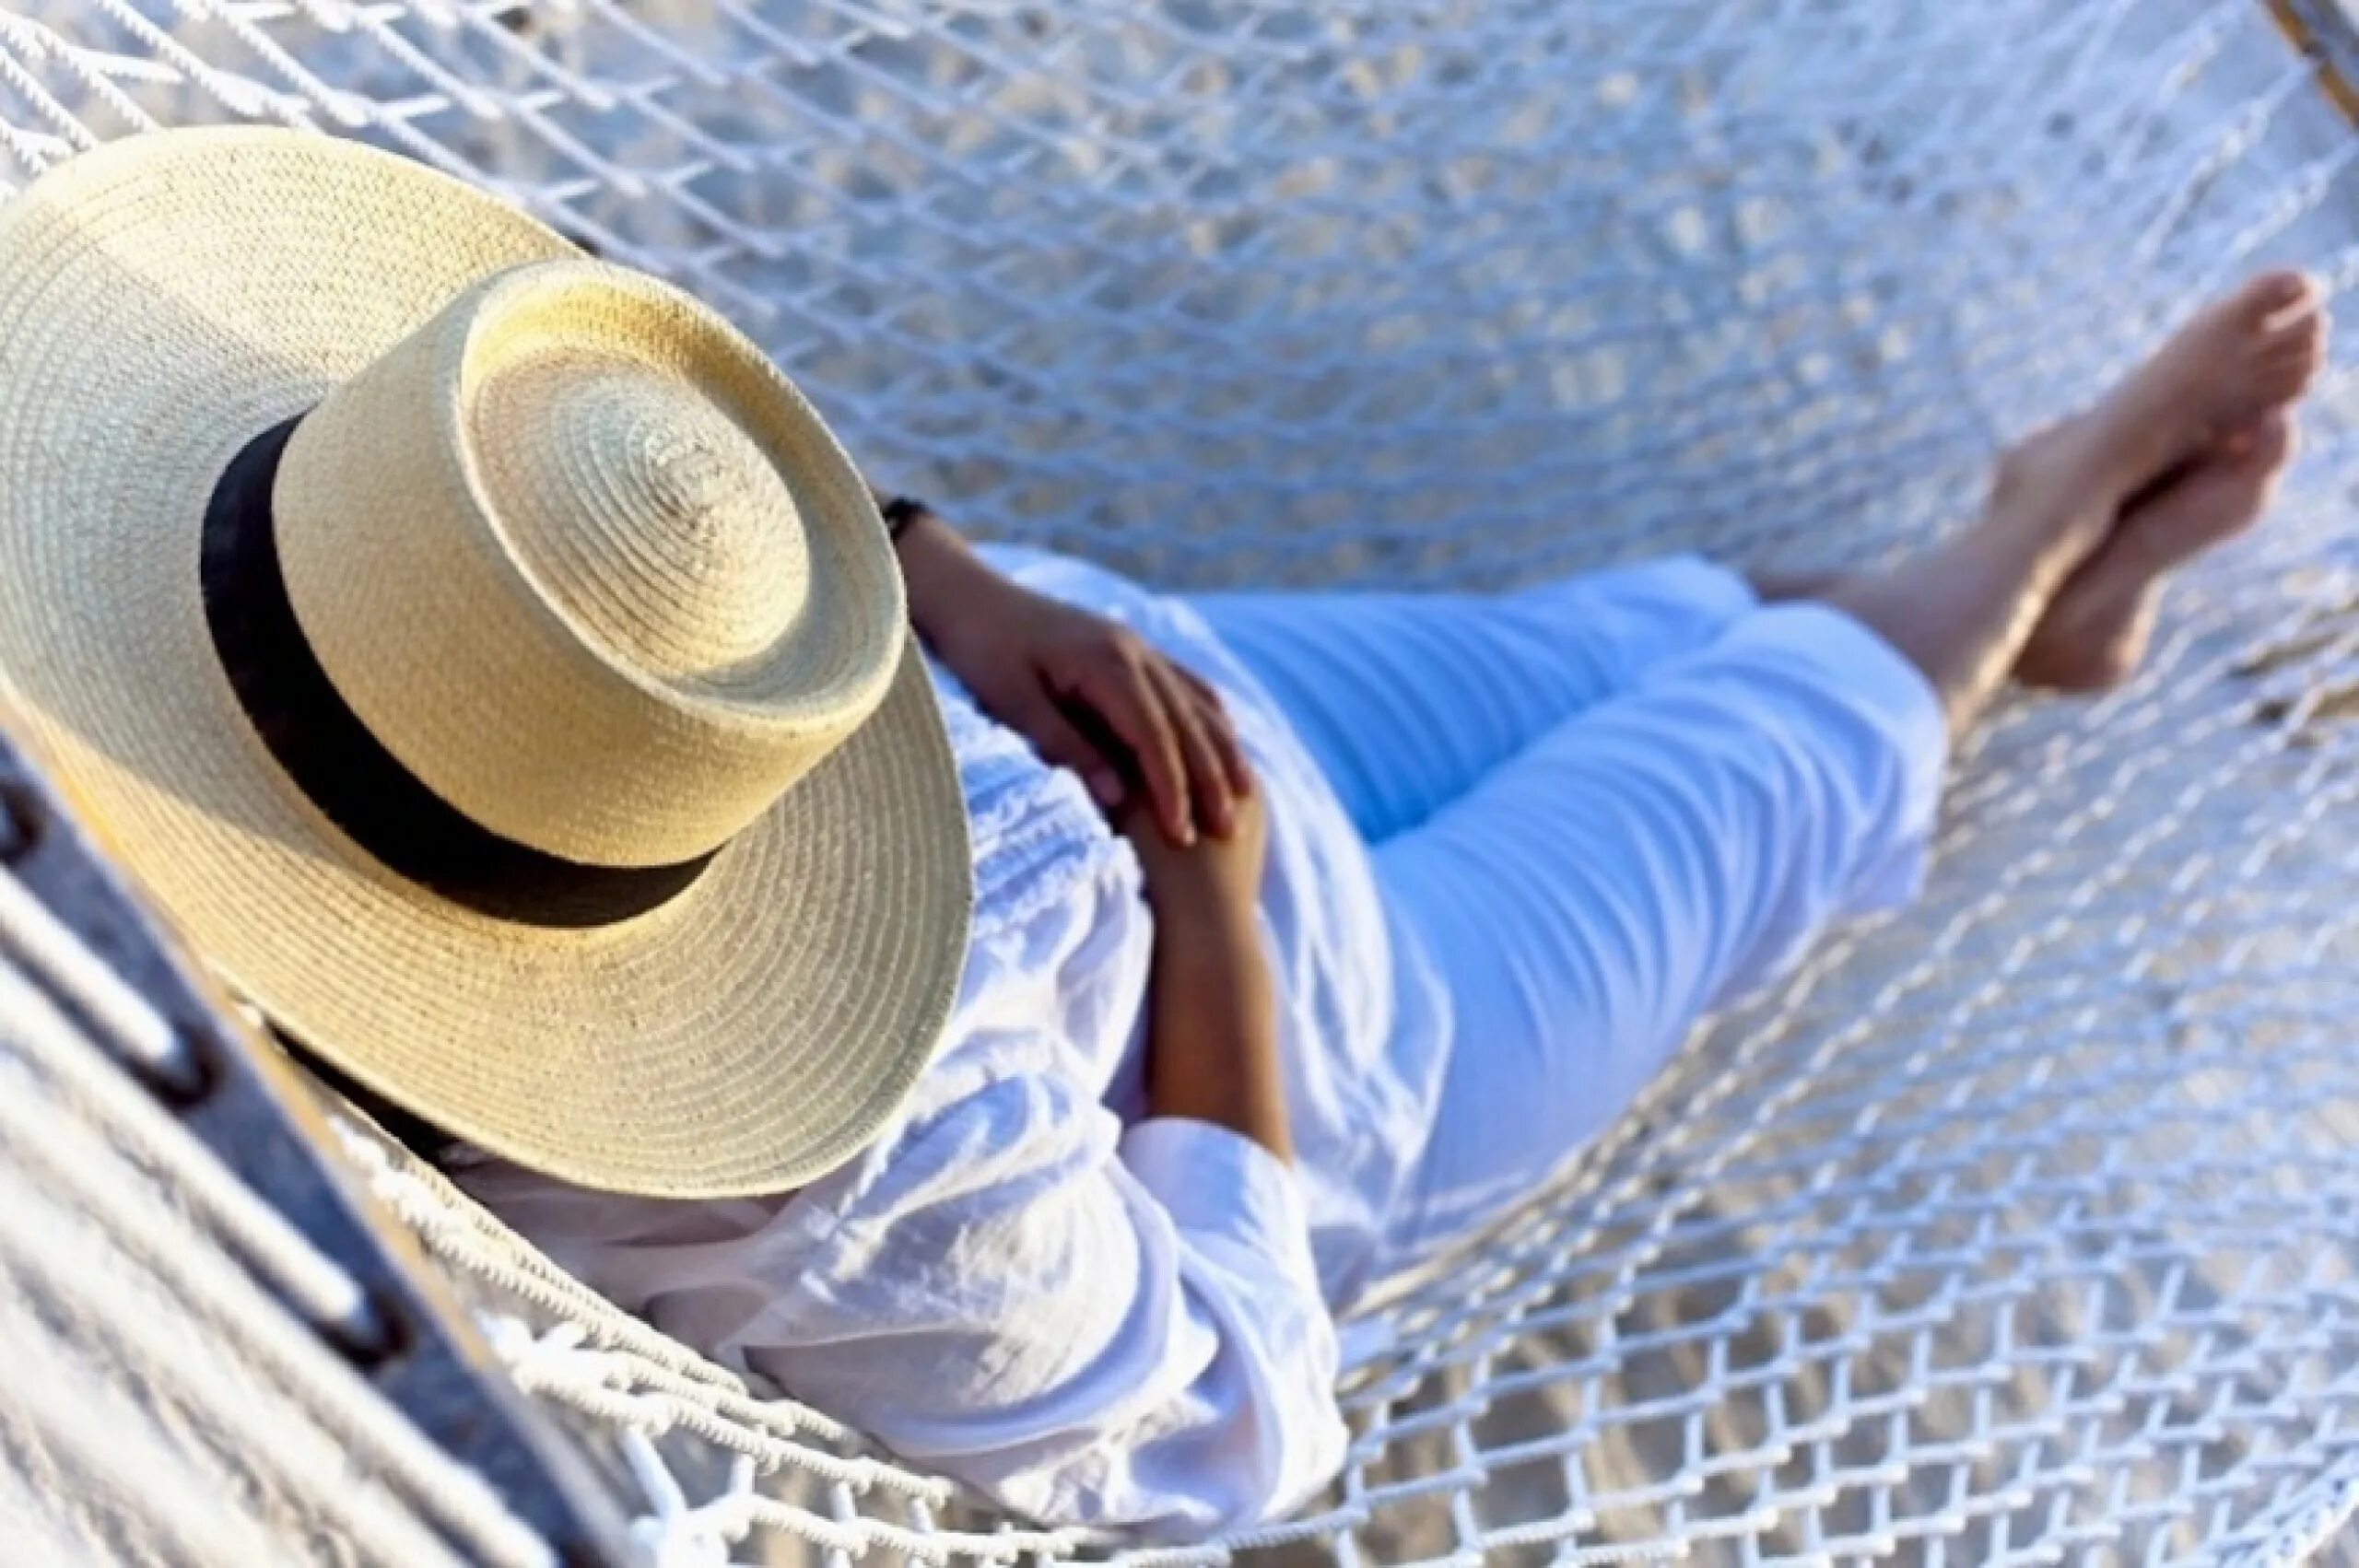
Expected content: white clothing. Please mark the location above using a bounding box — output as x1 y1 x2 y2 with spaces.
463 546 1948 1537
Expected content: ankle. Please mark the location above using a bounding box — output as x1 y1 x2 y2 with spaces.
1987 428 2121 572
1970 499 2105 603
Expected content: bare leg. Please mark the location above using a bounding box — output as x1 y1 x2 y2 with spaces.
1818 466 2096 736
1763 273 2325 735
1748 568 1846 603
1755 422 2299 695
1760 415 2302 692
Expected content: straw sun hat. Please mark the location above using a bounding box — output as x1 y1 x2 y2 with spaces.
0 129 972 1198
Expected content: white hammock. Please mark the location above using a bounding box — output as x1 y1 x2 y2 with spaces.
4 1 2359 1562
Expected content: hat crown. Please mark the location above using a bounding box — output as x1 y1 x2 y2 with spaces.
0 128 968 1199
270 260 907 870
482 358 810 683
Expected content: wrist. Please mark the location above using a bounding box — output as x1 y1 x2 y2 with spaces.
894 510 1000 647
1144 912 1286 1162
1151 883 1266 973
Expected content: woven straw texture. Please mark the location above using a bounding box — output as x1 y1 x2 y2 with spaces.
0 134 970 1198
278 252 912 866
2 0 2359 1564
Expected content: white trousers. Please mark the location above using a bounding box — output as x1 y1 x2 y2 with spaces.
1192 558 1950 1262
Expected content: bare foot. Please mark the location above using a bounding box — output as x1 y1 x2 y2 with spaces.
2015 414 2295 691
1990 273 2325 564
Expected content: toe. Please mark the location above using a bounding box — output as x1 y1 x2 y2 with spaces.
2258 356 2319 408
2254 319 2327 402
2240 269 2321 326
2266 305 2330 356
2256 351 2315 389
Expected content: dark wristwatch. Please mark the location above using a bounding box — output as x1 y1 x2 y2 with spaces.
879 494 931 544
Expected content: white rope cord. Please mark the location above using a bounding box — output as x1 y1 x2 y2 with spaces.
4 1 2359 1564
0 1269 292 1568
346 1126 1117 1565
337 1131 894 1455
0 958 557 1568
0 864 383 1342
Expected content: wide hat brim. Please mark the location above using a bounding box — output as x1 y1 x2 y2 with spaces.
0 130 972 1199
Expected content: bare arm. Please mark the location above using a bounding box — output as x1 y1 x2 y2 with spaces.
877 495 1253 848
1121 790 1292 1162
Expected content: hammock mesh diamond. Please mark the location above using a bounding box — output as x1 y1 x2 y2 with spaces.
4 1 2359 1563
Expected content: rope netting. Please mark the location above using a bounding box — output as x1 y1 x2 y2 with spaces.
0 853 555 1568
5 0 2359 1563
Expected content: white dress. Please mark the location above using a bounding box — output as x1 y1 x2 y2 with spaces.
463 544 1947 1537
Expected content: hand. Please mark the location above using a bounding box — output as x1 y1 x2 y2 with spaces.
898 512 1253 846
1118 776 1269 930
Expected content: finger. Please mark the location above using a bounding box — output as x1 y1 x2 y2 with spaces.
1175 664 1226 713
1177 667 1254 798
1077 661 1194 845
1148 660 1236 839
1010 688 1126 811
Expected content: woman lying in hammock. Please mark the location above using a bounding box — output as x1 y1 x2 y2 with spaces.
475 275 2328 1534
0 132 2327 1539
